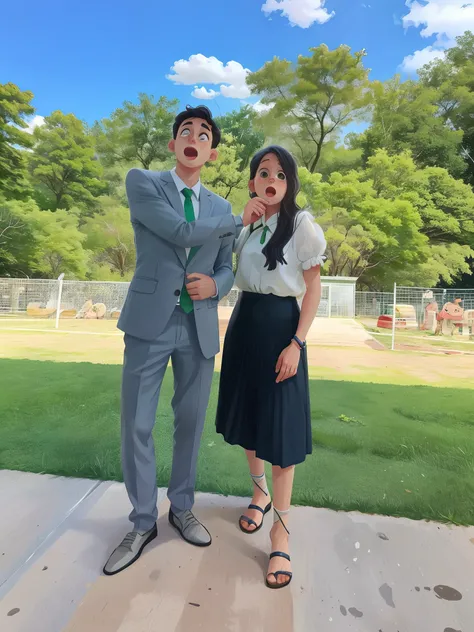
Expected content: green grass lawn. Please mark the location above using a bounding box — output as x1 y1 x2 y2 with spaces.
1 358 474 525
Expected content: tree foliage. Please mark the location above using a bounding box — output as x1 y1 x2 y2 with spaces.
419 31 474 185
247 44 372 172
0 83 35 199
93 94 179 170
29 111 105 211
352 77 466 178
82 197 135 279
216 106 265 169
301 150 474 288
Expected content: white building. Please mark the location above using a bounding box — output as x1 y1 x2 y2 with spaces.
318 276 358 318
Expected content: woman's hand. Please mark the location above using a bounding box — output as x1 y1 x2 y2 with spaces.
243 197 266 227
275 342 301 383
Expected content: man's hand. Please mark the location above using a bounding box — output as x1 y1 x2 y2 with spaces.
243 197 266 227
186 273 218 301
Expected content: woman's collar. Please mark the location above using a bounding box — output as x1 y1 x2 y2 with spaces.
263 211 279 230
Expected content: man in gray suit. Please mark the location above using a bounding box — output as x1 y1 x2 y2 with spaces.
103 105 260 575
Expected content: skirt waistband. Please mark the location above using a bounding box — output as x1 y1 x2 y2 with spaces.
240 291 297 304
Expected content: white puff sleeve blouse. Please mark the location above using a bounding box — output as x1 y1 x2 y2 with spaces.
234 210 326 299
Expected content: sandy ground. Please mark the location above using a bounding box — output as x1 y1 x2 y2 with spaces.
1 470 473 632
1 315 474 386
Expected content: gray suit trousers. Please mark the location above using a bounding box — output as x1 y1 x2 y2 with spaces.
121 306 215 532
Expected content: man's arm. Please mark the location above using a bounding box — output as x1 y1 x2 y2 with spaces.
211 204 234 300
126 168 243 248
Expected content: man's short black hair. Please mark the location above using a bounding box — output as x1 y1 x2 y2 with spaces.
173 105 221 148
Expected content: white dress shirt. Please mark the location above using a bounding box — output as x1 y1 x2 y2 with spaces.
169 167 217 301
170 167 201 260
234 210 326 299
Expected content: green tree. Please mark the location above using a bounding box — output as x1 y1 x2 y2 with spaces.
29 111 105 212
300 150 474 288
216 106 265 169
25 206 89 278
93 94 178 170
0 83 35 199
0 199 89 278
419 31 474 185
352 77 466 177
201 133 248 209
300 168 428 287
247 44 372 172
81 197 135 279
0 198 35 276
314 140 362 180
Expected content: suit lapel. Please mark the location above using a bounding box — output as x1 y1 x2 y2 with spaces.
188 186 213 264
161 171 185 217
160 171 186 267
199 186 213 220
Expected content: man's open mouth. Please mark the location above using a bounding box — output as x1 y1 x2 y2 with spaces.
184 147 198 159
265 186 277 198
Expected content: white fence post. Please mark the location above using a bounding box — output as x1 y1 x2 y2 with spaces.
55 273 65 330
391 282 397 351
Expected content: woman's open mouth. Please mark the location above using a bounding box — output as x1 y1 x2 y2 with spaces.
184 147 198 159
265 186 277 198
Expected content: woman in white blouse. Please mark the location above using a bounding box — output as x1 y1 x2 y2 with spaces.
216 146 326 589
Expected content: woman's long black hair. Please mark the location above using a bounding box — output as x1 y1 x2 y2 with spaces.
249 145 300 271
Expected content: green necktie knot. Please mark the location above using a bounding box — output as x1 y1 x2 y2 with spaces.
182 187 193 200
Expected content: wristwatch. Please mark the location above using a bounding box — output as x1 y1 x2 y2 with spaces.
292 335 306 350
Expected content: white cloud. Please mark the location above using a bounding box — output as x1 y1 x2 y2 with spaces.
23 115 45 134
251 100 275 113
400 45 446 72
167 54 251 99
400 1 474 72
220 83 251 99
261 0 335 28
402 0 474 41
191 86 220 100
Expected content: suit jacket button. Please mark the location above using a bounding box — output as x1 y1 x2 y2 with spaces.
174 289 180 296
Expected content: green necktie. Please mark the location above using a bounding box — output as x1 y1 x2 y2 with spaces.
260 225 270 245
180 187 199 313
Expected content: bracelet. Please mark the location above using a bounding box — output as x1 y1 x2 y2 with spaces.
292 335 306 350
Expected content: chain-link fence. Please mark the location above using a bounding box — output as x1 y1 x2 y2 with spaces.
0 278 242 318
0 277 355 320
0 278 60 314
357 285 474 353
355 291 394 318
3 278 471 353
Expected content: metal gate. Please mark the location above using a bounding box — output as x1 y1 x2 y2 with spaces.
317 284 331 317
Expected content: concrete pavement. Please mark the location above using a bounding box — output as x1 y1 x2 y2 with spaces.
0 470 473 632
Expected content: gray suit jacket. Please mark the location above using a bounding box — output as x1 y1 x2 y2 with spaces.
118 169 243 358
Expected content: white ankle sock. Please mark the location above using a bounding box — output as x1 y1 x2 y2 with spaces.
251 472 269 498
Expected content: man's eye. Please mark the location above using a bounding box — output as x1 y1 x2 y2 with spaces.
277 172 286 180
259 169 269 178
199 133 209 141
180 129 191 137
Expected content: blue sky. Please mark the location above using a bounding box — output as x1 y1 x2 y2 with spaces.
1 0 473 129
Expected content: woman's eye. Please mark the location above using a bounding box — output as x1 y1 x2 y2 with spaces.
259 169 269 178
199 133 209 141
180 129 190 137
277 172 286 181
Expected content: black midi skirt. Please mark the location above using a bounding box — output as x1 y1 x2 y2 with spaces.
215 291 312 468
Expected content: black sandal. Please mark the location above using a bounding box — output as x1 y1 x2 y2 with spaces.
265 551 293 589
239 502 272 534
265 508 292 589
239 473 272 534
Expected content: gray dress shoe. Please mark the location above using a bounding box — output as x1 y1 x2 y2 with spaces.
169 509 211 547
103 524 157 576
